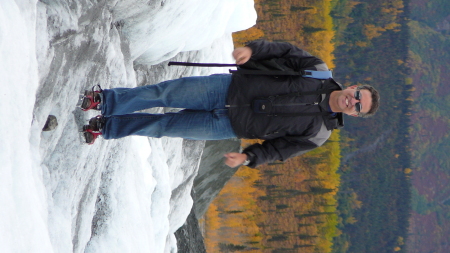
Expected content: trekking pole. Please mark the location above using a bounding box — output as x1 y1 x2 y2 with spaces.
168 61 238 67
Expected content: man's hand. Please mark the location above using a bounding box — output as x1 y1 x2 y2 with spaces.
224 152 247 167
232 47 252 65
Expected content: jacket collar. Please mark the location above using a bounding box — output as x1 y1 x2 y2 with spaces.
323 78 344 130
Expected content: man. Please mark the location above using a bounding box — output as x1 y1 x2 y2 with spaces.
80 40 380 168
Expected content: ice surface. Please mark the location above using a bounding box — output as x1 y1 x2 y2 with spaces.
112 0 257 65
0 0 256 252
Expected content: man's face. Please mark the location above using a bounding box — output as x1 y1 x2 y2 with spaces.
330 85 373 116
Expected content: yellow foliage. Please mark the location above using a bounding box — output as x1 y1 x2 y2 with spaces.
232 27 265 48
405 78 413 85
203 165 264 252
307 30 336 68
203 203 221 252
381 7 403 16
385 22 401 30
345 216 358 224
294 173 308 182
348 1 361 8
364 24 386 40
355 41 368 47
349 192 363 209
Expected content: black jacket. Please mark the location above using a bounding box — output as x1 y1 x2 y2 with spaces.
226 40 344 167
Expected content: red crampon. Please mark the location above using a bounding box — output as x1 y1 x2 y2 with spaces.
79 85 103 111
81 115 104 145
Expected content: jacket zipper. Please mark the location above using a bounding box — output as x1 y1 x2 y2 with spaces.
272 102 319 106
225 104 250 108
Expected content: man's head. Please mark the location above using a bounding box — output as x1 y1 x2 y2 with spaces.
329 84 380 117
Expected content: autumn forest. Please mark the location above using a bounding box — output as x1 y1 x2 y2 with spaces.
202 0 450 252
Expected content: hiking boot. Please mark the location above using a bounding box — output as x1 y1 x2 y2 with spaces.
82 116 104 145
82 115 105 132
79 85 103 111
83 129 102 145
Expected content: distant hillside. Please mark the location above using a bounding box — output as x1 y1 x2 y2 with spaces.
406 0 450 251
330 0 412 252
410 0 450 33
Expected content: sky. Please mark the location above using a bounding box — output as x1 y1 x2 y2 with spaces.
0 0 256 252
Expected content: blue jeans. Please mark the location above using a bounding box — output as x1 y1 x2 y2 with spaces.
100 74 237 140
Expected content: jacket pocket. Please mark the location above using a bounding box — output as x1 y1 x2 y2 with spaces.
263 131 279 138
252 98 273 113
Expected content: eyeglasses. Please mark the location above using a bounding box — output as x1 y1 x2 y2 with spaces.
354 90 362 113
